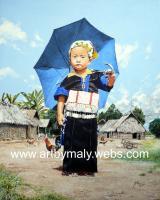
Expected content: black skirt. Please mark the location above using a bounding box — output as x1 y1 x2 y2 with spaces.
63 116 98 173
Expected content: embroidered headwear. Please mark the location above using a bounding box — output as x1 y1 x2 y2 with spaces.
69 40 98 60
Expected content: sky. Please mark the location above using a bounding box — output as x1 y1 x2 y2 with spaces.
0 0 160 125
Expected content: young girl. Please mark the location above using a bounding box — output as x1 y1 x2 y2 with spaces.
54 40 115 175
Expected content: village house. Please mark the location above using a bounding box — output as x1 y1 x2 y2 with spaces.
97 119 106 133
0 104 39 140
21 108 40 138
99 112 146 140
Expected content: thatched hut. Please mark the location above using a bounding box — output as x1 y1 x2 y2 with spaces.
97 119 106 133
0 104 39 140
21 109 40 138
99 113 146 140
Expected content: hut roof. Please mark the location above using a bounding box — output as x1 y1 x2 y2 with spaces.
21 109 40 126
99 112 146 133
39 119 50 128
100 119 117 132
21 109 39 119
0 104 35 126
98 119 106 125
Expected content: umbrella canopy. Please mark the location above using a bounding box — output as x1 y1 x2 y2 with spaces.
34 18 119 109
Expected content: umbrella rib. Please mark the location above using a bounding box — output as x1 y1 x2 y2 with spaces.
35 18 119 109
53 19 83 72
72 18 83 44
54 32 70 67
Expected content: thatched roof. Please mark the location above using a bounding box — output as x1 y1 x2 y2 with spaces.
100 119 117 132
21 109 40 126
0 104 35 126
100 113 146 134
21 109 39 119
39 119 50 128
98 119 106 124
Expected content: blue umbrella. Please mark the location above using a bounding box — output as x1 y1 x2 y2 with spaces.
34 18 119 109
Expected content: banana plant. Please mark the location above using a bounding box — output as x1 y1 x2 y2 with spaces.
20 89 48 117
0 92 7 103
0 92 21 105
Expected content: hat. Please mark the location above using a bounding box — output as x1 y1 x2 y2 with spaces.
69 40 98 60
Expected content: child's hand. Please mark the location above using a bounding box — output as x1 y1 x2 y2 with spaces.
57 113 64 126
107 72 115 87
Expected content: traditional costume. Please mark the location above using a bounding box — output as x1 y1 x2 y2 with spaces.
54 40 113 173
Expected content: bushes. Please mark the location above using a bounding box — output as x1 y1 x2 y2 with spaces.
149 118 160 138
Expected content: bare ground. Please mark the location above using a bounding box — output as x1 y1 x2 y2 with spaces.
0 139 160 200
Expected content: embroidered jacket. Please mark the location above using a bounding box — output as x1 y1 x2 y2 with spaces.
54 69 113 101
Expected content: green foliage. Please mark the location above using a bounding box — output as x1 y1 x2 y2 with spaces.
0 165 22 200
0 165 70 200
145 131 153 136
105 104 122 121
15 193 70 200
98 112 106 122
98 104 122 122
132 106 145 125
149 118 160 138
120 139 160 163
0 93 7 103
141 139 160 162
43 109 58 135
0 92 21 105
20 90 47 118
0 90 48 119
27 194 70 200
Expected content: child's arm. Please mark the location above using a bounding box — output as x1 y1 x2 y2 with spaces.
57 96 65 126
107 72 115 87
93 71 115 92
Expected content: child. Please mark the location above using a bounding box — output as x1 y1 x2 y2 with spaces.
54 40 115 175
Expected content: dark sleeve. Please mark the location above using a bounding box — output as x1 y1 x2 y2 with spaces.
54 77 69 101
93 71 113 92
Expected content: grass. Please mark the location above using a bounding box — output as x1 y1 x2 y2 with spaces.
15 194 71 200
0 164 71 200
140 139 160 163
118 139 160 172
139 173 146 176
0 164 22 200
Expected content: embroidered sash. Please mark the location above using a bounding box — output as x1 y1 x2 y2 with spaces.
65 90 99 114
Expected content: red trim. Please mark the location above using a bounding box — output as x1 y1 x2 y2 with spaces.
89 92 93 105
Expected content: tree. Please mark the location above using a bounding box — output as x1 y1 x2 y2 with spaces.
132 107 145 125
20 90 47 118
104 104 122 121
97 111 106 122
149 118 160 138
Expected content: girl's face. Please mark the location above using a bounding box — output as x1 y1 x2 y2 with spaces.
70 46 91 71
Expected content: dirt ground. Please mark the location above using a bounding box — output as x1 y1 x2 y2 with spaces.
0 138 160 200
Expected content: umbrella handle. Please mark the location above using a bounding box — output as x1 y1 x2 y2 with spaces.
94 63 115 75
103 69 114 75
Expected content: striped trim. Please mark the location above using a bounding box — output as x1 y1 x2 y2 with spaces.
65 110 97 119
89 92 93 105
